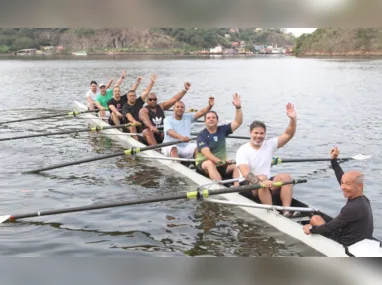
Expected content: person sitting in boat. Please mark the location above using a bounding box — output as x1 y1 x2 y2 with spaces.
107 75 145 126
95 70 127 120
139 81 192 146
161 96 215 158
121 74 155 141
303 146 374 247
235 103 297 216
195 93 243 183
86 80 103 110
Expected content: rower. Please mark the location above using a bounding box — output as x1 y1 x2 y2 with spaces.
95 70 126 120
86 80 101 110
121 74 156 140
195 93 243 183
139 82 192 146
107 75 144 126
235 102 297 216
303 146 374 247
161 96 215 158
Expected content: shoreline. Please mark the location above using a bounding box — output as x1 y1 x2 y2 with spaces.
0 52 291 58
296 50 382 57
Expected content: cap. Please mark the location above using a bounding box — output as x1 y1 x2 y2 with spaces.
99 83 106 88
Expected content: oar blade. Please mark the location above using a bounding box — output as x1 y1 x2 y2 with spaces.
351 154 372 160
0 215 11 224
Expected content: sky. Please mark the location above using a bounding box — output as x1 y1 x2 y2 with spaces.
285 28 317 37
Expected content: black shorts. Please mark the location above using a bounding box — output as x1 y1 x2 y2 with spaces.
108 114 128 126
154 133 164 144
196 161 228 178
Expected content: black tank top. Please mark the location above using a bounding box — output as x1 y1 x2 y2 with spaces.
144 105 165 131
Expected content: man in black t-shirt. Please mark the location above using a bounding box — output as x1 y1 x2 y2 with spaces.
303 146 374 247
107 86 128 125
121 74 157 140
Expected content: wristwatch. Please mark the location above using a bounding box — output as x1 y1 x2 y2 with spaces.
236 106 241 109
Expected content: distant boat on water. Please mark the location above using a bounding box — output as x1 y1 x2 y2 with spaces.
72 51 87 56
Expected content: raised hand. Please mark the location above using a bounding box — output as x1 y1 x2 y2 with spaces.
232 93 241 108
330 146 340 159
121 70 126 78
286 102 296 119
150 74 157 83
184 82 191 91
136 76 142 83
208 96 215 107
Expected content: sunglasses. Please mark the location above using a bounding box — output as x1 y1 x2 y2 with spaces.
148 98 157 102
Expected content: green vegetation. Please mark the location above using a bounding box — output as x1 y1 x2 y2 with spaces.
0 28 295 54
294 28 382 56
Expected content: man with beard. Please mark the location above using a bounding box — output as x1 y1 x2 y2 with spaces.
139 81 192 146
195 93 243 182
161 96 215 158
235 102 297 216
107 75 143 126
121 74 156 140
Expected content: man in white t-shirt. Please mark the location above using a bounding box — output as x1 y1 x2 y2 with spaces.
236 102 297 216
161 97 214 159
86 80 100 110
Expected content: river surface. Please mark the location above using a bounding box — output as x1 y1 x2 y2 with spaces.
0 55 381 256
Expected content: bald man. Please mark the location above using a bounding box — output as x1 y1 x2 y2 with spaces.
303 147 374 246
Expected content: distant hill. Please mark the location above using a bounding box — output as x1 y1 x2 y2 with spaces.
294 28 382 56
0 28 295 54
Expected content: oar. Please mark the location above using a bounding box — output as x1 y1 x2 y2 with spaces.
271 154 372 165
0 123 135 142
0 109 99 125
23 139 194 174
0 179 307 223
191 132 250 140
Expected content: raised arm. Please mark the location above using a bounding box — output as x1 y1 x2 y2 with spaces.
230 93 243 132
140 74 156 101
193 97 214 121
160 82 191 110
330 146 344 185
130 75 143 92
105 79 113 89
277 102 297 148
114 70 126 87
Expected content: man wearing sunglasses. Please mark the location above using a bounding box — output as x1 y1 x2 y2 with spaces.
139 82 192 146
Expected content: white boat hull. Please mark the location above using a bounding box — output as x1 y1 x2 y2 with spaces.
73 100 382 257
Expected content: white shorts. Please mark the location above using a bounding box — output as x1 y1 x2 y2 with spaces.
161 143 197 159
98 110 110 119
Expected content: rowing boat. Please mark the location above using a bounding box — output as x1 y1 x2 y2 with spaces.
73 100 382 257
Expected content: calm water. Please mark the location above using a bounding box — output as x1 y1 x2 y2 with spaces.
0 55 381 256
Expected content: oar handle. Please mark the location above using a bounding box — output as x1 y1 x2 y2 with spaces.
271 157 355 165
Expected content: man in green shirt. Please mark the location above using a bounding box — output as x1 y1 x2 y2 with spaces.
95 70 126 120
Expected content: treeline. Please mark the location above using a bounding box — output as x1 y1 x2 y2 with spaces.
0 28 295 53
0 28 68 53
158 28 295 50
294 28 382 56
